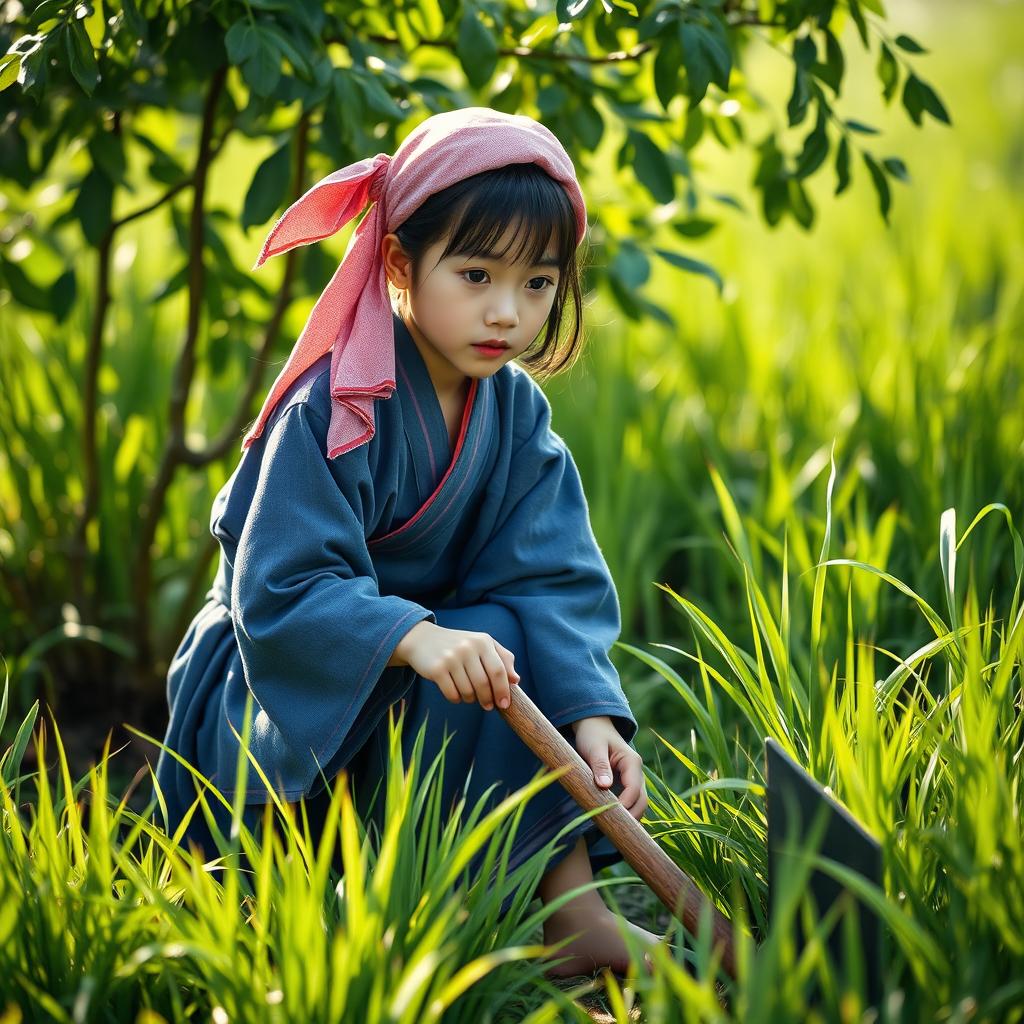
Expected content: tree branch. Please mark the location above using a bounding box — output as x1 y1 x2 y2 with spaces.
338 8 780 64
68 111 121 626
182 110 312 468
132 64 228 681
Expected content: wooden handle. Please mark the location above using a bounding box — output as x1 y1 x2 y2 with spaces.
498 684 737 980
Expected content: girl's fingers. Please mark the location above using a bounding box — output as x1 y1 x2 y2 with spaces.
588 749 613 788
479 648 510 708
448 662 476 703
438 672 460 704
617 754 645 813
492 641 521 685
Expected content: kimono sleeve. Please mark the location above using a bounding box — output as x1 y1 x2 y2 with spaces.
228 399 435 800
454 379 637 745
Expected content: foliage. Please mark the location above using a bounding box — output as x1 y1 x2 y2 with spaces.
0 0 946 697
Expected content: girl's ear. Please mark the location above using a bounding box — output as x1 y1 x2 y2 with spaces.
381 232 414 290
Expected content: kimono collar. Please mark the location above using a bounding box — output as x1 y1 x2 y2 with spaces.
239 106 587 461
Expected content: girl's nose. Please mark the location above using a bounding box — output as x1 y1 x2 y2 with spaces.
487 304 519 329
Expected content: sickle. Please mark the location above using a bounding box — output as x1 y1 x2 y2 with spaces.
496 684 738 980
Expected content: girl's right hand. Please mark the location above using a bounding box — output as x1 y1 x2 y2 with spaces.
396 620 520 710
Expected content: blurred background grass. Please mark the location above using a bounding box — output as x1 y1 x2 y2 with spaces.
546 0 1023 749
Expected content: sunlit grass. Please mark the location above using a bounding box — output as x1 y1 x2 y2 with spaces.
3 467 1021 1019
2 667 660 1022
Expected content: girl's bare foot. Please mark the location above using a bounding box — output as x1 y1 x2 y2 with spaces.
542 903 666 978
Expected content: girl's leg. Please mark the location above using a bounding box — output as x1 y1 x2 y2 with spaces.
536 835 663 977
399 600 662 974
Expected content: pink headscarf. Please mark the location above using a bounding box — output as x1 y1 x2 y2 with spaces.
242 106 588 459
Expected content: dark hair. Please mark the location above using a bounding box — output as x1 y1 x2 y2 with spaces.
391 162 588 381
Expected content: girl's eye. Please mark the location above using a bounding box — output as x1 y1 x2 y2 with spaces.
460 270 555 291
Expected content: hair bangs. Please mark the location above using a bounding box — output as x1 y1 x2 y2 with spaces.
439 164 577 273
391 160 589 382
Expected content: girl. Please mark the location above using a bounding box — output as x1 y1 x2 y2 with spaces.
156 106 663 976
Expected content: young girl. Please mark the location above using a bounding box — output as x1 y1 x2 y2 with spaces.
156 106 663 976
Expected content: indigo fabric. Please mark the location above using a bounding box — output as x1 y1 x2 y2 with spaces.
156 311 638 902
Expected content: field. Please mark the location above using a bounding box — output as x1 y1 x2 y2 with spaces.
1 1 1022 1020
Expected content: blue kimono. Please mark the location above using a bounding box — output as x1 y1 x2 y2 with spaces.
155 310 638 913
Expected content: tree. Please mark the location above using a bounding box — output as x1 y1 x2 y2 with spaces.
0 0 949 701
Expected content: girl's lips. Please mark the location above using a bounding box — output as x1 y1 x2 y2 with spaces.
472 343 508 357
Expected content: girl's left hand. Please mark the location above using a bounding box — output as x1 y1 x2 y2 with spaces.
570 715 648 821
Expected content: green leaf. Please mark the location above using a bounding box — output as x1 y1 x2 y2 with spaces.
882 156 909 182
537 82 568 117
787 177 814 228
678 21 730 107
636 1 678 44
121 0 147 41
571 102 603 149
0 256 50 310
134 132 187 185
64 19 100 96
762 178 787 226
698 17 732 90
148 263 189 304
88 130 127 185
557 0 593 20
847 0 869 48
457 10 498 90
915 75 951 125
834 134 850 195
901 73 924 125
862 151 890 223
355 69 404 120
793 110 829 178
610 241 650 289
242 37 281 97
0 53 20 93
519 10 557 46
894 33 927 53
786 66 811 127
330 71 363 147
793 34 816 71
753 134 784 187
813 27 844 95
629 130 675 204
682 105 704 150
260 23 311 76
876 41 898 104
670 217 716 238
242 140 292 231
653 248 723 294
902 73 950 127
72 167 114 247
653 31 682 112
225 21 259 64
17 35 48 90
844 118 879 134
49 269 77 323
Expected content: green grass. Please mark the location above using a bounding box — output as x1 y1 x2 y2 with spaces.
2 1 1023 1019
3 470 1022 1020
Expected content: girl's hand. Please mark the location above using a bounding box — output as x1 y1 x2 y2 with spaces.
395 619 520 710
571 715 648 821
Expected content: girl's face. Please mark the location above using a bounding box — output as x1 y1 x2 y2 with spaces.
381 223 561 400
